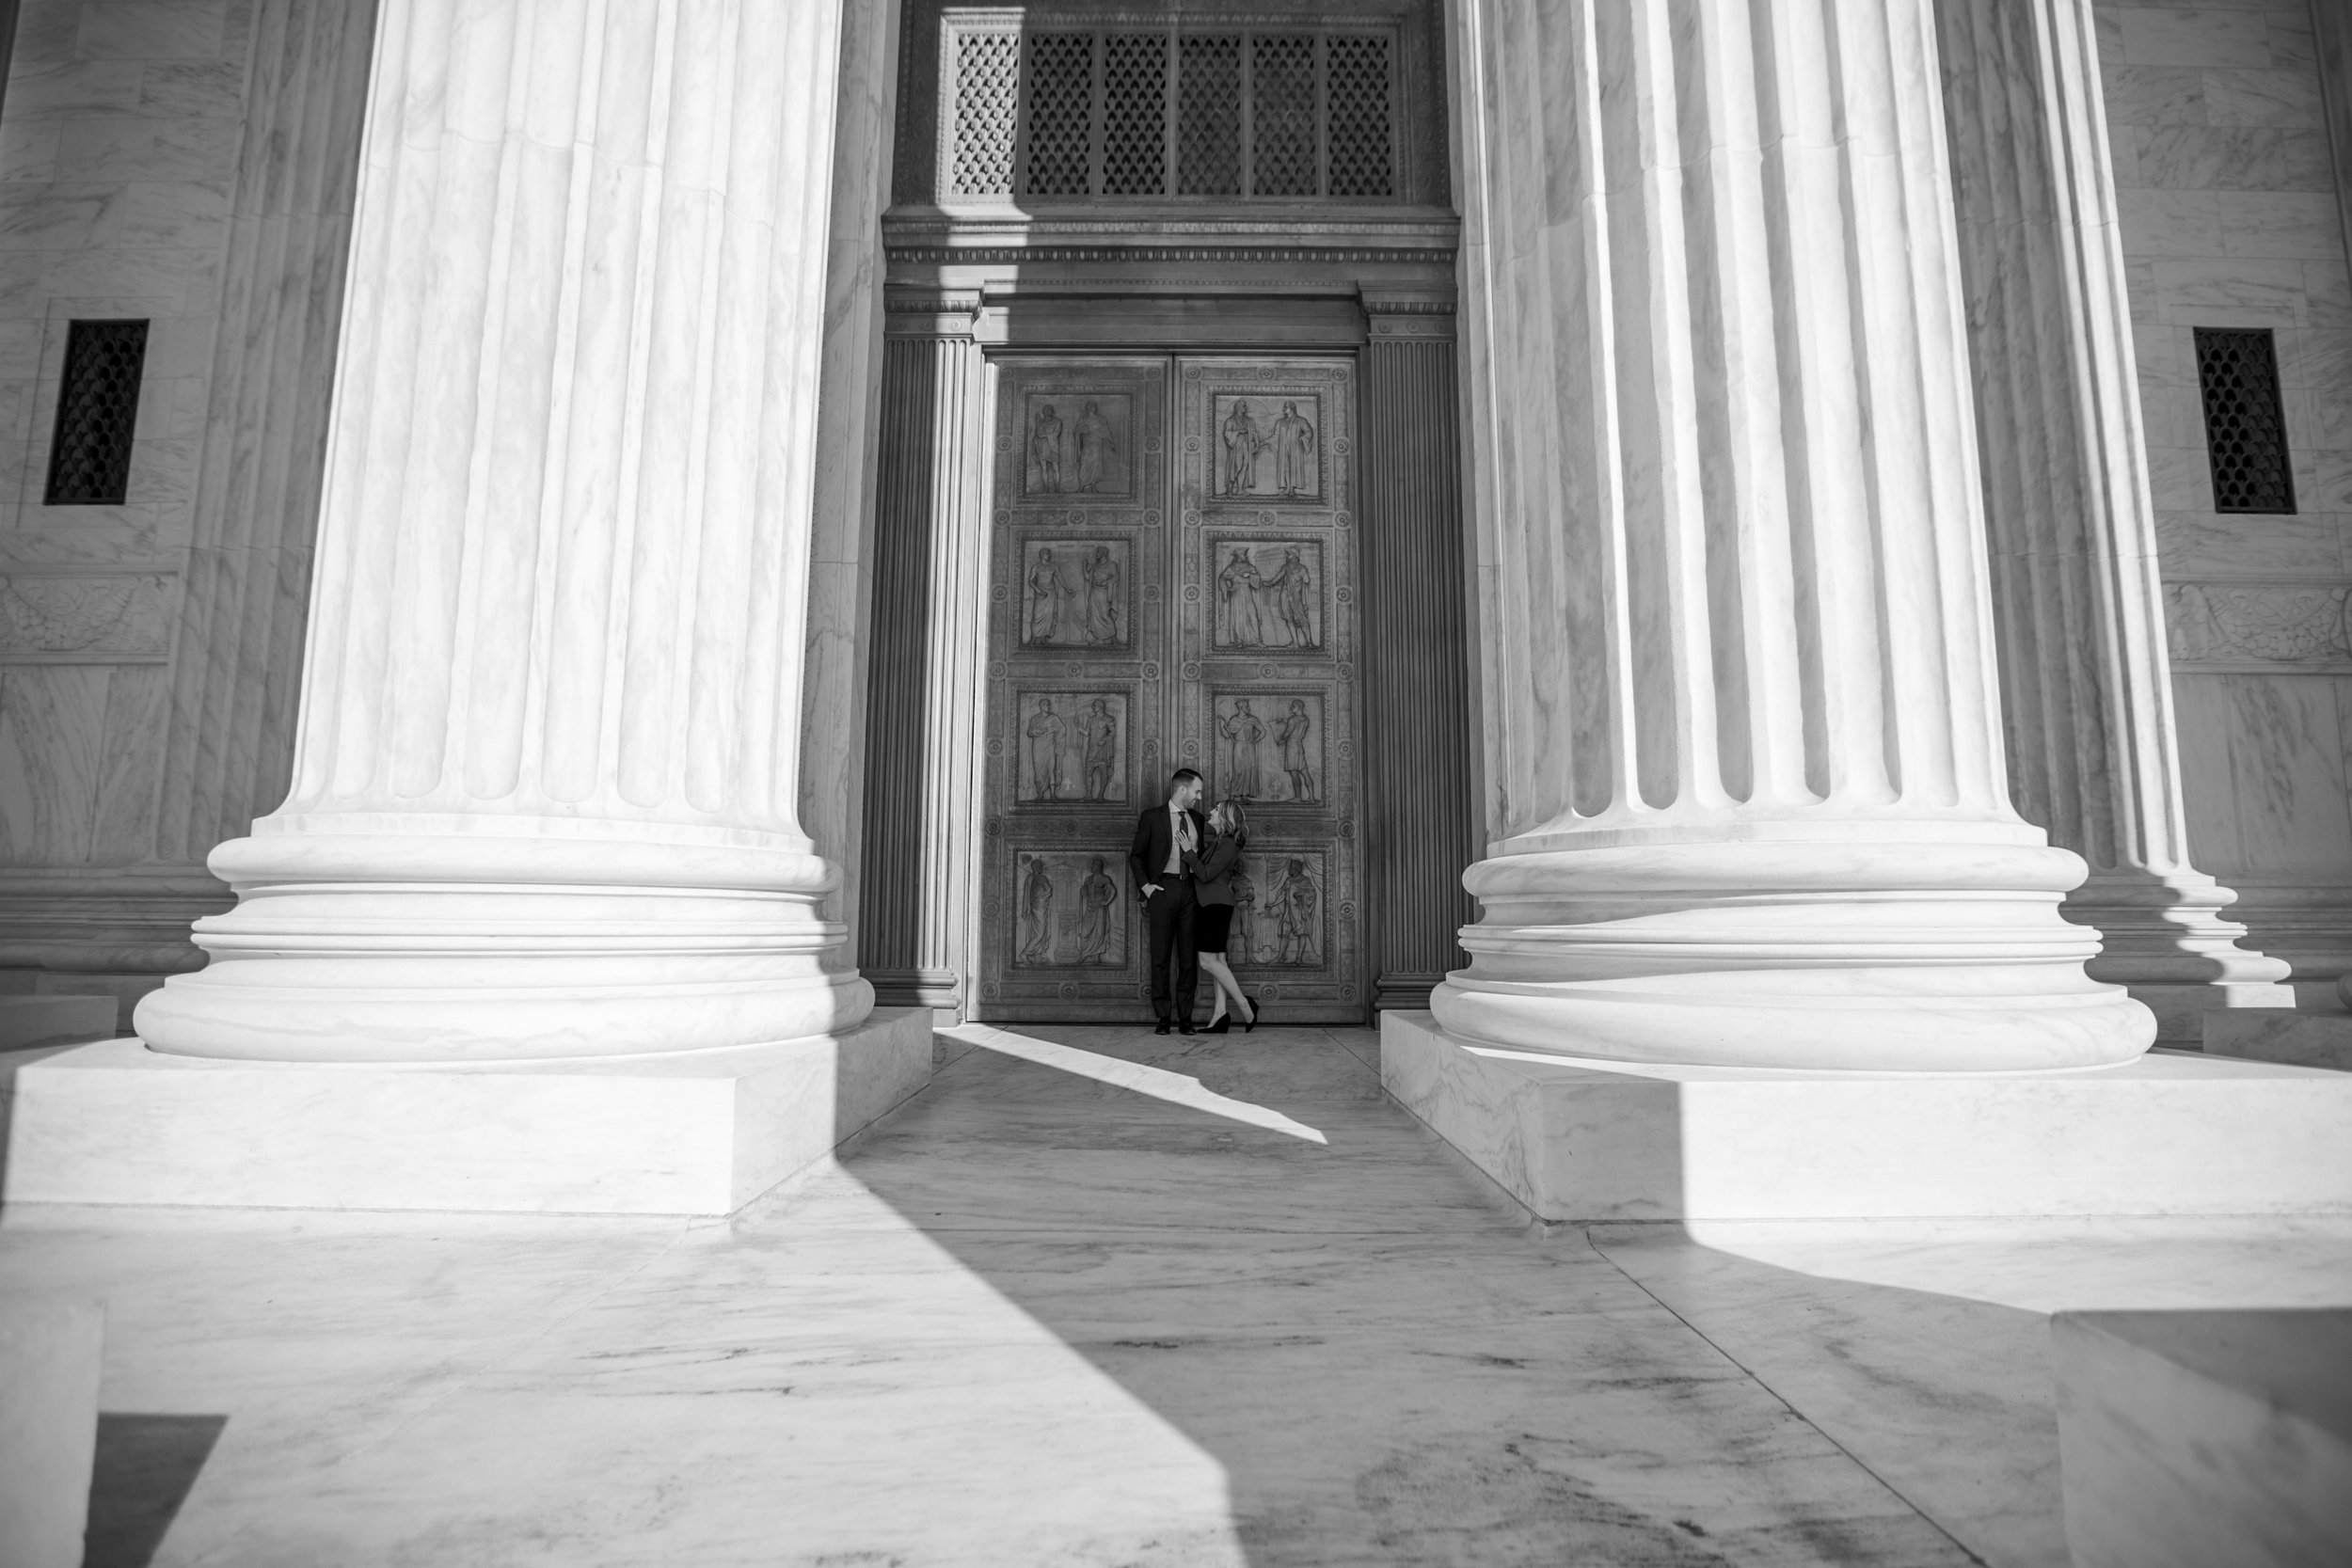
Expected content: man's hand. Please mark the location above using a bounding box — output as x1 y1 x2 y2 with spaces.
1141 882 1163 899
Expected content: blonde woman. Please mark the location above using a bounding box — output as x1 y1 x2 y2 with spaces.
1185 799 1260 1033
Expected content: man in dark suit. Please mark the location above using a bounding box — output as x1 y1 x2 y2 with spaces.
1129 768 1208 1035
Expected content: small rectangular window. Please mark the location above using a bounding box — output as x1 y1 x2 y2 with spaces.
2194 327 2296 514
44 319 149 506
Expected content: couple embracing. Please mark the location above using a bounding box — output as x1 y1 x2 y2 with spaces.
1126 768 1261 1036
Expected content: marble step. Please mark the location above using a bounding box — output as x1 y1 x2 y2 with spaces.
2054 1309 2352 1568
0 995 117 1053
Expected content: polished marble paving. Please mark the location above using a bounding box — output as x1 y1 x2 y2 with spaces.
3 1023 2349 1566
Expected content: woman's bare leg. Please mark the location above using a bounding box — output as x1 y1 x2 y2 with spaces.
1199 954 1252 1023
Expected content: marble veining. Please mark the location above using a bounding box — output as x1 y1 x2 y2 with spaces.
4 1025 2346 1566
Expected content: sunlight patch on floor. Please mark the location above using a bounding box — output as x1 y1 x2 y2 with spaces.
943 1024 1330 1145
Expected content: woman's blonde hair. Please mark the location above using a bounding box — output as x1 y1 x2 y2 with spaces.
1211 798 1248 840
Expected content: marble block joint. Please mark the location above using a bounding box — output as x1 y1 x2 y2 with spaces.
4 1010 934 1217
1382 1011 2352 1221
133 1 876 1063
1445 0 2153 1069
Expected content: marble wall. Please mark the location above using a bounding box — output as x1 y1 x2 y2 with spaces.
2097 0 2352 987
0 0 378 994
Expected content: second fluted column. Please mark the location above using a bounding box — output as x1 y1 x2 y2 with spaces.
1438 0 2153 1069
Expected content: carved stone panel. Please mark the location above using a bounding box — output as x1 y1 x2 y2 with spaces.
1019 390 1135 499
1010 848 1131 971
1012 534 1133 650
1210 689 1325 807
1205 536 1328 654
1010 686 1131 806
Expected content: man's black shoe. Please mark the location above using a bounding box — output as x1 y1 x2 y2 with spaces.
1154 1022 1172 1035
1179 1022 1196 1035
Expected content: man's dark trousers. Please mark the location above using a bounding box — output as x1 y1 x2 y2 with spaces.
1144 879 1200 1026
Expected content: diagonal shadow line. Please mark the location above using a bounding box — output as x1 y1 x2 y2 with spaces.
942 1024 1330 1144
86 1413 229 1568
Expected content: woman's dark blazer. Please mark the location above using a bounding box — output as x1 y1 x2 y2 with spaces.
1187 834 1244 907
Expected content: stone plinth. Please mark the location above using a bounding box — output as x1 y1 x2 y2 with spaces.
3 1010 933 1217
2054 1309 2352 1568
1382 1011 2352 1221
0 1293 102 1568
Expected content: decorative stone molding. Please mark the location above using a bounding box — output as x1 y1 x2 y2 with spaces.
2165 582 2352 669
0 573 173 659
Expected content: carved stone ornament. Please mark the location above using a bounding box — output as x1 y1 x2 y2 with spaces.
0 573 172 657
2165 583 2352 666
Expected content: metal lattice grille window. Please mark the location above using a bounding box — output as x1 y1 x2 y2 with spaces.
942 21 1397 201
948 32 1021 196
44 320 148 506
2195 328 2296 514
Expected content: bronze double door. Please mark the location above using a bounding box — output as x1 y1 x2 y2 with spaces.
977 354 1362 1022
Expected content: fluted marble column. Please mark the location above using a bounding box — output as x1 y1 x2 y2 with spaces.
136 0 873 1062
858 295 988 1012
1936 0 2291 1042
1440 0 2153 1070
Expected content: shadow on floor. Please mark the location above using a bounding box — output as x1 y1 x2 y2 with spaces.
826 1023 2052 1567
86 1414 227 1568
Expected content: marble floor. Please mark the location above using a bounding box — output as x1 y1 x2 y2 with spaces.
4 1023 2350 1567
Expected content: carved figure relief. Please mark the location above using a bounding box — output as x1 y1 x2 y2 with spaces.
1020 854 1056 963
1019 538 1130 648
1211 392 1320 501
1211 540 1322 650
1011 849 1129 968
1013 691 1128 804
1217 852 1325 967
1210 692 1325 804
1024 393 1131 497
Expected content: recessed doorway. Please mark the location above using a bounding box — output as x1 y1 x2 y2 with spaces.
977 354 1364 1022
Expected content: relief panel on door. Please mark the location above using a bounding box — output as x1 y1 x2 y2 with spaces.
1179 356 1359 1018
980 358 1166 1018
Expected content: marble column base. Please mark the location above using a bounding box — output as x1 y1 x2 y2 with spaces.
1381 1011 2352 1221
2054 1309 2352 1568
1 1010 934 1217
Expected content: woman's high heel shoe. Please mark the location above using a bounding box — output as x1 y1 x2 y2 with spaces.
1204 1014 1232 1035
1243 996 1261 1033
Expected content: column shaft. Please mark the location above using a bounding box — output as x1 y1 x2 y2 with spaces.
1441 0 2152 1069
1359 301 1479 1008
1935 0 2290 1041
859 300 988 1011
137 0 873 1062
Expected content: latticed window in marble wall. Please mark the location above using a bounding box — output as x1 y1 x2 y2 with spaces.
940 19 1399 202
1024 32 1094 195
1177 34 1241 195
44 320 148 506
1101 33 1168 195
1250 35 1317 196
1325 34 1392 196
2195 328 2296 514
949 30 1021 195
